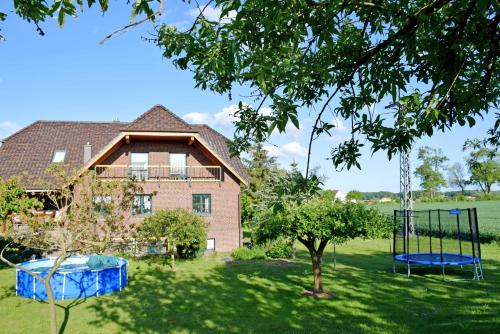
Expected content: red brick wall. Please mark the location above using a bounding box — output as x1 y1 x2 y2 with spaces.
100 140 242 252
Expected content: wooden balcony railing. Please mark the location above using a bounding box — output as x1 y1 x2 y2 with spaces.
94 165 222 182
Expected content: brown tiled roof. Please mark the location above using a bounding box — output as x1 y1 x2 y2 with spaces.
0 105 248 187
0 121 125 188
191 125 248 184
124 105 196 133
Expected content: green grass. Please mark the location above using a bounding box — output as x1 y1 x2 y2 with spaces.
374 200 500 235
1 239 500 333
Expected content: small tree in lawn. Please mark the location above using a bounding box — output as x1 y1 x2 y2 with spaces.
0 165 140 334
256 197 390 295
136 208 207 270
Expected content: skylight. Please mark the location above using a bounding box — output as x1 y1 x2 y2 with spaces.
52 150 66 163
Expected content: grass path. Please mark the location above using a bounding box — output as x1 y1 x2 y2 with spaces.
1 239 499 333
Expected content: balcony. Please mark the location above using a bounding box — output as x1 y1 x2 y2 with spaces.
94 165 222 182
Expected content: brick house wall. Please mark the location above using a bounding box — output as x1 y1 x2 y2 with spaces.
99 140 242 252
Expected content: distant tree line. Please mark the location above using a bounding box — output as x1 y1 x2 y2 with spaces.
414 137 499 199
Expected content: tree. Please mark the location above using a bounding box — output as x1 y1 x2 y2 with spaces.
241 143 282 226
414 146 448 198
136 208 208 270
256 197 390 295
447 162 470 195
0 176 42 233
1 0 163 42
346 190 362 201
252 162 323 258
155 1 499 175
0 166 140 334
463 138 500 194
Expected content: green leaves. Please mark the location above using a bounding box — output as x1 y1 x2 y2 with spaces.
154 0 499 171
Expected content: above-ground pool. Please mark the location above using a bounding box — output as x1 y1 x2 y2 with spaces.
16 255 128 300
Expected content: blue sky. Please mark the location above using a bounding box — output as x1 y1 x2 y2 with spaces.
0 1 496 193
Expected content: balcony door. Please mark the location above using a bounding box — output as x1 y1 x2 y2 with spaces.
169 153 187 179
130 153 149 180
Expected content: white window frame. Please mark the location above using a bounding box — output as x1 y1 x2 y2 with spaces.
130 153 149 180
169 153 187 179
52 150 66 163
206 238 215 251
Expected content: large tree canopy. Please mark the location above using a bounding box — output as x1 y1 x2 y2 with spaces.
155 0 499 175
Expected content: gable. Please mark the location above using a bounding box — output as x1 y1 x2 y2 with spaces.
124 105 195 133
0 105 249 188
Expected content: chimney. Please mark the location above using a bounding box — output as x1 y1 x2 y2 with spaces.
84 142 92 163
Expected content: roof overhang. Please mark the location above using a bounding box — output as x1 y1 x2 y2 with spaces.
81 131 248 185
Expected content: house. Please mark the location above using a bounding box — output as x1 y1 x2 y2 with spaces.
0 105 249 252
334 191 346 202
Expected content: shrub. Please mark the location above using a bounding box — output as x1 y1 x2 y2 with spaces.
265 237 292 258
231 246 266 260
136 208 208 267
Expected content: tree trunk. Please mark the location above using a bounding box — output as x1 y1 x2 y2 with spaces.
291 239 296 259
170 242 176 271
44 278 58 334
311 251 323 294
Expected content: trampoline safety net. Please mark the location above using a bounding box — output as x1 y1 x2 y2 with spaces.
393 208 483 279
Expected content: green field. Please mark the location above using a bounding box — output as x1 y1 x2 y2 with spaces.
1 239 499 333
374 200 500 235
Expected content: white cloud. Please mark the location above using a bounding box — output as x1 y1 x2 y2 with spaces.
214 104 239 126
184 104 275 129
282 141 308 157
263 145 281 158
188 6 236 22
332 117 348 133
0 121 20 139
263 142 308 158
259 107 273 117
183 112 213 125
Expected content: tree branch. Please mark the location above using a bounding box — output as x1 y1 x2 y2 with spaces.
100 0 164 44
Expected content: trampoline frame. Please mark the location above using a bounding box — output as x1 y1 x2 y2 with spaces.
393 208 484 280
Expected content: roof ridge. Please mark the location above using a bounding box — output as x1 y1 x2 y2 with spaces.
124 104 194 131
36 120 129 124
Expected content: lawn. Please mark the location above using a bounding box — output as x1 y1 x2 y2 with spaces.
1 239 499 333
374 200 500 235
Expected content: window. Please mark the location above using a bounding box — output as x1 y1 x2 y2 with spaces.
130 153 149 180
52 150 66 163
192 194 211 215
169 153 187 179
132 195 152 215
93 195 112 214
206 238 215 251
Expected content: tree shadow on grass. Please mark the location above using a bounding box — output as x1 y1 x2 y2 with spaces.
87 246 500 333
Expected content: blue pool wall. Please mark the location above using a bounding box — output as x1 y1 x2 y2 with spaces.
16 256 128 300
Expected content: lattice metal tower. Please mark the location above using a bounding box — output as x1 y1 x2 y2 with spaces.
400 151 412 211
400 150 414 232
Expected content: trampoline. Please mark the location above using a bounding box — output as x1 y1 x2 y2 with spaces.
16 255 128 300
393 208 483 280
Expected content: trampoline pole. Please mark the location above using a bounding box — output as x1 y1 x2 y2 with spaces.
456 211 462 256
